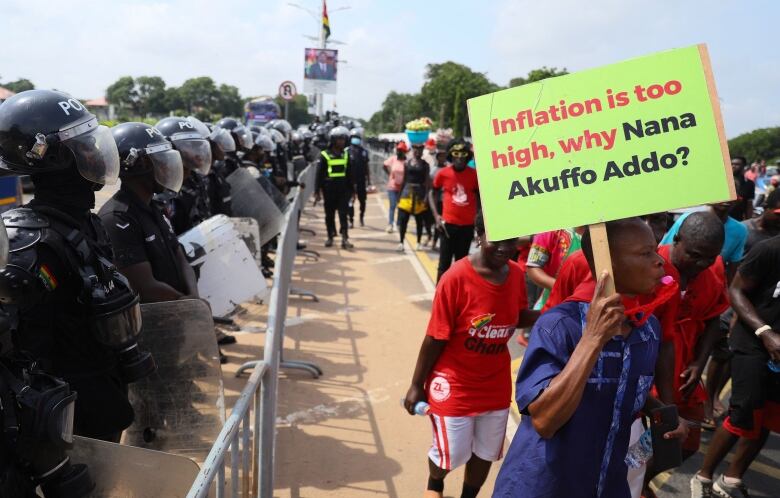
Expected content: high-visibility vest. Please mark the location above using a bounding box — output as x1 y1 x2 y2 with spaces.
321 150 349 178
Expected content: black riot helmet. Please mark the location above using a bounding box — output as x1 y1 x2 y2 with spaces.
187 116 235 156
254 133 276 153
111 123 184 193
271 119 293 138
155 117 212 175
214 117 253 151
0 90 120 185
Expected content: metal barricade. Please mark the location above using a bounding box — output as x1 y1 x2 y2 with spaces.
187 165 311 498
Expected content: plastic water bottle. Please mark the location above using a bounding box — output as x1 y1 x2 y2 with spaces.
625 428 653 469
768 360 780 373
414 402 431 416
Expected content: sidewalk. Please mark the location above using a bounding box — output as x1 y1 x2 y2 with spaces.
221 194 502 497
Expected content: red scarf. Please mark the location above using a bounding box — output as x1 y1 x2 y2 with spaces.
564 278 679 327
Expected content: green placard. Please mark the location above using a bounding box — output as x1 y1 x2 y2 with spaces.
467 44 734 241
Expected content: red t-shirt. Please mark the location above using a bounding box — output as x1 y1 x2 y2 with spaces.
432 166 479 226
426 258 527 416
652 245 729 405
543 250 592 312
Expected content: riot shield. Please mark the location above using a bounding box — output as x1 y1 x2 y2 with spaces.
292 155 308 177
178 216 267 317
256 174 290 213
227 168 285 245
124 299 224 461
299 164 317 204
69 436 213 497
231 217 262 267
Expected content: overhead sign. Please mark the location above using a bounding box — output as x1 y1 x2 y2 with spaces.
279 80 297 101
467 44 734 240
303 48 338 95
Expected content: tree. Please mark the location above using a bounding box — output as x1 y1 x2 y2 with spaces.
135 76 167 116
366 91 423 133
419 62 499 135
215 84 244 117
274 95 313 128
106 76 138 119
728 127 780 162
508 66 568 87
178 77 219 116
1 78 35 93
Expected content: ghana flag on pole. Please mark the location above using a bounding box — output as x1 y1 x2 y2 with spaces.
322 0 331 41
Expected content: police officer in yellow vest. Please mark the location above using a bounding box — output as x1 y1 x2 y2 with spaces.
315 126 355 249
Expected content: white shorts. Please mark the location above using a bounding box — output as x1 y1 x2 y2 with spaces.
428 408 510 471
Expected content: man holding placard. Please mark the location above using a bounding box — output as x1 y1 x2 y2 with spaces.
466 45 735 497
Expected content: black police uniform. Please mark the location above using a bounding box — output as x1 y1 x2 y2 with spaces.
0 203 135 441
98 186 188 294
316 147 353 239
206 164 233 217
168 172 212 235
348 143 370 225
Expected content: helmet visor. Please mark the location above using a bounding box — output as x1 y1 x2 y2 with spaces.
234 125 254 150
62 124 120 185
50 392 77 445
186 116 211 139
212 128 236 153
149 147 184 192
175 138 212 175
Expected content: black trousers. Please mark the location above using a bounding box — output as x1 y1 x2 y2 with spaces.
323 185 350 238
437 223 474 282
348 184 367 223
397 209 426 244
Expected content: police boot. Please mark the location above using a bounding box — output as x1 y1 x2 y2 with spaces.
341 236 354 250
325 237 334 247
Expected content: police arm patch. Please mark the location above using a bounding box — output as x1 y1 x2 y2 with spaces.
37 264 58 291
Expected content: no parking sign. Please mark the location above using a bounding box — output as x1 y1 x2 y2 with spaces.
279 81 297 101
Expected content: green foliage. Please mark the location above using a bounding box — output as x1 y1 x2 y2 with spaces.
366 63 566 135
135 76 167 115
367 92 424 133
508 66 568 87
0 77 35 93
106 76 138 119
727 127 780 162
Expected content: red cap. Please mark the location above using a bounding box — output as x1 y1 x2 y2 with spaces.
396 141 409 152
424 137 436 150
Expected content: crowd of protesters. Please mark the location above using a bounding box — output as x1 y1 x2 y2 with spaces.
385 132 780 497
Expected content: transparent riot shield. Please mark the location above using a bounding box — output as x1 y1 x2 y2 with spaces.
227 168 285 245
292 155 308 177
124 299 225 461
178 215 267 317
69 436 213 497
255 174 290 213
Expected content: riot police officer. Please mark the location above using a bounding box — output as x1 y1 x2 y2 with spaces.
0 89 155 443
188 116 234 217
214 117 254 176
156 117 213 235
99 122 200 303
347 127 370 228
315 126 354 249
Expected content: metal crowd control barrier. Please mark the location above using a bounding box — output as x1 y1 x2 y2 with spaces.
187 164 321 497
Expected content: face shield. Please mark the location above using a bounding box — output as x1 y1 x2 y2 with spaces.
211 128 236 153
147 145 184 192
172 135 212 175
59 118 120 185
233 125 254 150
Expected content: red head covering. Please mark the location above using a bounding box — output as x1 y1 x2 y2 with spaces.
396 141 409 153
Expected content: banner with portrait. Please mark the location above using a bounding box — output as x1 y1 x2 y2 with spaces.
304 48 338 95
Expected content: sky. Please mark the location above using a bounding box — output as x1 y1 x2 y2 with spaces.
1 0 777 137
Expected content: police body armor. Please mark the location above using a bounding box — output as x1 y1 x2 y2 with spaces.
0 207 154 441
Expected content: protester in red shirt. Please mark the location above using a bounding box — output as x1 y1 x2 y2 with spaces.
429 139 479 283
404 212 538 498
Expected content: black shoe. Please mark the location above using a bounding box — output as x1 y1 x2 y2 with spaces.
325 238 334 247
216 330 237 345
360 218 365 227
341 238 354 249
219 350 228 364
297 242 307 250
262 267 273 278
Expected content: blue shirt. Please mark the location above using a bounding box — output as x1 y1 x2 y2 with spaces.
493 302 660 498
659 212 747 263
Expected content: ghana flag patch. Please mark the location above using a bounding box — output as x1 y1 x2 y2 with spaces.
38 264 58 291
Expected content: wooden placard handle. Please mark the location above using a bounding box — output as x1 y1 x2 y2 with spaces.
589 222 615 296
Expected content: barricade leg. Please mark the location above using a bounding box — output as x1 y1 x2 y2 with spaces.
289 287 319 302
